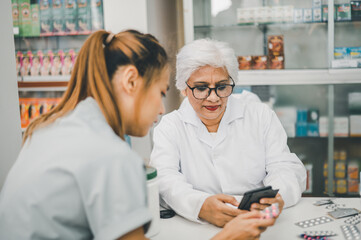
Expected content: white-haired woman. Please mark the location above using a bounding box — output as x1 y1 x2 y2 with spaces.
150 39 306 227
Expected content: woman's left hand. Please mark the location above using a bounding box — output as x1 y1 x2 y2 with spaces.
249 193 284 215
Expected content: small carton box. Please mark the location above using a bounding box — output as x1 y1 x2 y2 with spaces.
348 47 361 59
334 47 349 59
40 50 53 76
319 116 328 136
307 123 319 137
334 116 349 137
77 0 91 34
283 5 294 22
313 0 322 8
19 0 32 36
251 56 268 70
64 0 78 35
16 51 23 76
348 162 359 180
351 1 361 21
336 4 351 21
20 50 32 77
347 179 359 194
51 50 64 76
304 163 313 193
313 8 322 22
62 49 76 75
40 0 53 36
269 55 284 69
350 115 361 136
296 122 307 137
335 161 347 179
303 8 313 22
294 8 303 23
52 0 66 35
237 56 252 70
268 35 284 56
30 50 41 76
12 0 20 35
90 0 103 31
336 179 347 194
30 0 40 36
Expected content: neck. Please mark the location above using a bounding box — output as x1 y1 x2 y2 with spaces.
199 109 225 133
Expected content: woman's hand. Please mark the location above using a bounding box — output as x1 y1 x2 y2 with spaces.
211 211 276 240
250 193 284 215
199 194 246 227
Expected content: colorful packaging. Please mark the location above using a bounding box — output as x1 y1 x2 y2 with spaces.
296 122 307 137
251 56 268 70
325 178 335 193
51 50 64 76
52 0 66 35
19 0 32 36
348 162 359 179
90 0 103 31
336 179 347 194
334 47 349 59
30 0 40 36
347 179 359 194
77 0 91 34
62 49 75 75
351 1 361 21
307 123 319 137
40 0 53 36
268 35 284 56
12 0 20 35
336 4 351 21
237 56 252 70
16 51 23 76
40 50 52 76
304 163 313 193
269 55 284 69
322 4 337 22
64 0 78 35
348 47 361 59
30 50 41 76
20 50 32 77
335 162 347 179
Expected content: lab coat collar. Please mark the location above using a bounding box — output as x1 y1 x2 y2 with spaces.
178 95 245 147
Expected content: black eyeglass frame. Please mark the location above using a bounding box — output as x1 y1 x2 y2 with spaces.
186 76 235 100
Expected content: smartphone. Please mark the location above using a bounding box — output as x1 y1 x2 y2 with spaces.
238 186 279 211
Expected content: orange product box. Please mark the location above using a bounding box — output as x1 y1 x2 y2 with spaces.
252 56 268 70
269 55 284 69
237 56 252 70
268 35 284 56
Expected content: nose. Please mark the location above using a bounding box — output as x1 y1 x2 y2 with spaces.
206 88 219 102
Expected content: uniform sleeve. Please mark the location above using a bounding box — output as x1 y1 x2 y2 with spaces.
262 107 307 208
150 117 211 223
75 145 152 240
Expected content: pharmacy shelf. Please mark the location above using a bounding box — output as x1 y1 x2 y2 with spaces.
18 81 68 92
20 75 70 82
194 22 326 31
236 69 361 86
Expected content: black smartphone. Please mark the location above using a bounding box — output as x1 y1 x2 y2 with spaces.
238 186 279 211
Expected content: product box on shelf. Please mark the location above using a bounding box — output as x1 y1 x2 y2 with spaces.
77 0 91 34
275 106 297 137
349 47 361 59
334 117 349 137
307 109 320 123
52 0 66 35
351 1 361 21
303 8 313 22
40 0 53 36
51 50 64 76
322 5 336 22
62 49 75 75
313 8 322 22
19 0 32 36
335 161 347 179
64 0 77 35
30 50 41 76
294 8 303 23
348 179 359 194
336 4 351 21
304 163 313 193
334 47 349 59
307 123 319 137
336 179 347 194
251 56 268 70
269 55 284 69
348 161 359 180
237 56 252 70
268 35 284 56
313 0 322 8
90 0 104 31
348 92 361 113
20 50 32 77
350 115 361 136
30 0 40 36
283 6 294 22
296 122 307 137
40 50 53 76
319 116 328 137
12 0 20 35
16 51 22 77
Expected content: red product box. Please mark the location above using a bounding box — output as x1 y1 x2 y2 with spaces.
237 56 252 70
251 56 268 70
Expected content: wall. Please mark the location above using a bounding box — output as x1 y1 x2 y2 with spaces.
0 0 22 189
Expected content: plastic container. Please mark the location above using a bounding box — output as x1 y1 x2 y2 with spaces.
145 166 160 238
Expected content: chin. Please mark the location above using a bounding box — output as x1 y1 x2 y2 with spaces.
125 128 149 138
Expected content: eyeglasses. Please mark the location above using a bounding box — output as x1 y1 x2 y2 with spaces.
186 76 235 100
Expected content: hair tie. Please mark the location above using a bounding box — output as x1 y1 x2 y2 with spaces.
105 32 115 46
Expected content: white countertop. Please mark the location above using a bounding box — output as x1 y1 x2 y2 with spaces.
152 197 361 240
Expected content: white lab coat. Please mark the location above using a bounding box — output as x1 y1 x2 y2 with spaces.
150 95 306 223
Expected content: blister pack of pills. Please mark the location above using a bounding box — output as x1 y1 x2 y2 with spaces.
341 225 361 240
299 230 336 239
345 213 361 225
295 216 333 228
261 203 279 219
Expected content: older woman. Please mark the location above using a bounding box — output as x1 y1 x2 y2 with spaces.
150 39 306 227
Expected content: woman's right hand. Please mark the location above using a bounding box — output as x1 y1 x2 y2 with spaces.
211 211 276 240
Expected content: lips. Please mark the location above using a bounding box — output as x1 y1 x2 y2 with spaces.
205 105 219 111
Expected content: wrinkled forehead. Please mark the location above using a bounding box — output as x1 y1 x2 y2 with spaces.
188 65 229 83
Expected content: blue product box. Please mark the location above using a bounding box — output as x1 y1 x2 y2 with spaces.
348 47 361 59
297 109 308 123
334 47 349 59
296 122 308 137
307 123 319 137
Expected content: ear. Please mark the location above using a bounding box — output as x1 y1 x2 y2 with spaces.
118 65 142 95
181 89 187 97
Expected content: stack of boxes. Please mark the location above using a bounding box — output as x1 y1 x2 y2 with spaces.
324 150 360 196
295 108 320 137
